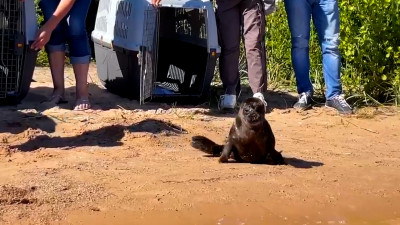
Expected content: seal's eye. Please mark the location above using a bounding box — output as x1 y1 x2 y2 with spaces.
256 106 264 113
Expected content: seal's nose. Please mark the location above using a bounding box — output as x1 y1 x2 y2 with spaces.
249 112 259 122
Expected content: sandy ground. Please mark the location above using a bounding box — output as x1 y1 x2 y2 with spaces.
1 64 400 225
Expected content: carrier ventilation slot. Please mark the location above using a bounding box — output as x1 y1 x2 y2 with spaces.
174 8 207 41
115 1 132 39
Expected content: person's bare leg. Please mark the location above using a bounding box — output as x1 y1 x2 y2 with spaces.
48 51 66 103
72 63 91 110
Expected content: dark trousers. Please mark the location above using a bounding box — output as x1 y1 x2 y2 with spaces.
216 0 267 95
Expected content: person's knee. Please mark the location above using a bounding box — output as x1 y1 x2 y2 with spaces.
221 45 240 56
46 24 67 48
67 17 87 37
292 36 309 49
244 34 263 51
321 36 340 53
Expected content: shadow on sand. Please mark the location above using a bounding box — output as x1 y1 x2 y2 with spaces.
10 118 187 152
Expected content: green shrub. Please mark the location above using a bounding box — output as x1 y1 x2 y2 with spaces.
339 0 400 105
265 0 400 104
34 0 49 67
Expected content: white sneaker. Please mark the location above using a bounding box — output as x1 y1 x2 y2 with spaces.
219 94 236 110
253 92 267 108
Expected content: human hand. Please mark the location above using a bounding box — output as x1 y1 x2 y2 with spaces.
31 26 52 51
151 0 162 6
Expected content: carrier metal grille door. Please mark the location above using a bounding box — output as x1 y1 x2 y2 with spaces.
140 7 159 104
0 0 24 98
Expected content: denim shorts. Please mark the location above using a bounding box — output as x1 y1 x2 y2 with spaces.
39 0 92 64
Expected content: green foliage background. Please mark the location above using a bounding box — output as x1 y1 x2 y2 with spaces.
34 0 400 105
339 0 400 105
34 0 49 66
266 0 400 105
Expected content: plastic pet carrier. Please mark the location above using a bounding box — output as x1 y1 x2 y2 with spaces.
92 0 220 104
0 0 38 104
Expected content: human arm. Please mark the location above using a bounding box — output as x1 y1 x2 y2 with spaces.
31 0 76 50
151 0 162 6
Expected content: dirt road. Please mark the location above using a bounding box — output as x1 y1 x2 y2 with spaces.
1 65 400 225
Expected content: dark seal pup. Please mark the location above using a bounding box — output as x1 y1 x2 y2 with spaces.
191 97 285 164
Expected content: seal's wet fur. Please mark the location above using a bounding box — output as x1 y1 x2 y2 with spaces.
191 97 285 164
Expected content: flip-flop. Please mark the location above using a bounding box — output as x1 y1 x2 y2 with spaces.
73 99 91 111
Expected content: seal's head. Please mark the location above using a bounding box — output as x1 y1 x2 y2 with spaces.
239 97 266 125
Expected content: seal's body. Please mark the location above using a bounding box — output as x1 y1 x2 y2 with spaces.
191 98 285 164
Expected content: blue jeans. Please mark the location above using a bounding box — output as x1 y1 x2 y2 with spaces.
39 0 91 64
284 0 342 99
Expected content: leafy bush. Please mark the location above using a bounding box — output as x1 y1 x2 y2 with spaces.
339 0 400 105
265 0 400 104
34 0 49 66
